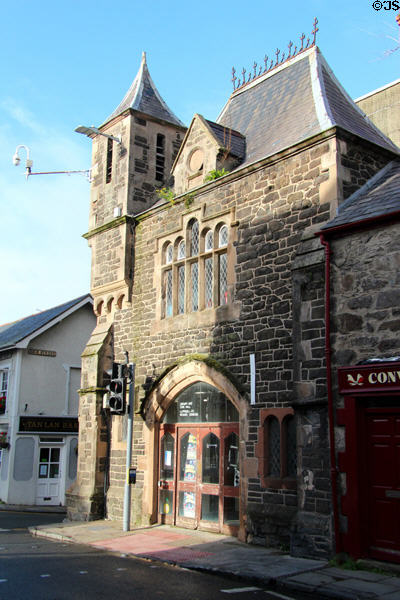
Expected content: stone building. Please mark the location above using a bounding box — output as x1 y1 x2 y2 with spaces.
356 79 400 148
320 161 400 564
67 26 400 562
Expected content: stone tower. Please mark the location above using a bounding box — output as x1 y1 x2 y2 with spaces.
66 53 186 520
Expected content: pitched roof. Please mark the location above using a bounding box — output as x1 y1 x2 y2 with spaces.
321 161 400 231
103 52 185 128
217 46 398 169
0 294 92 351
205 119 246 159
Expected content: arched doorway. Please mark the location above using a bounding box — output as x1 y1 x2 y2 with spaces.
158 382 239 534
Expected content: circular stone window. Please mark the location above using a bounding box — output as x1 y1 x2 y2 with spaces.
189 149 204 173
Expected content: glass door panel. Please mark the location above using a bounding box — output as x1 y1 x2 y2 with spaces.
176 428 200 529
160 432 174 480
158 425 176 525
202 433 219 484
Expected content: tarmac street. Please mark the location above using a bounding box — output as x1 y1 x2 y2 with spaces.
2 504 400 599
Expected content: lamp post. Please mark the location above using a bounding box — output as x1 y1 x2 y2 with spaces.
12 144 91 181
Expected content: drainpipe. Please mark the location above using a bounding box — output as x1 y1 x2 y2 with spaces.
319 233 341 554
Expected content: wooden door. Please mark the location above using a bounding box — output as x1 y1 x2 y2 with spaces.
363 408 400 563
159 424 239 534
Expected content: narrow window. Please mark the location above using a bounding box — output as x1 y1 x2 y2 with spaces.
165 243 173 265
205 230 213 252
165 269 173 317
178 265 185 314
218 252 228 305
191 262 199 311
267 417 280 477
191 220 199 256
205 257 213 308
156 134 165 182
178 240 185 260
219 224 228 247
106 138 113 183
0 370 8 415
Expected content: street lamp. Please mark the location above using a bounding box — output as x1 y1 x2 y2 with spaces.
13 145 91 181
75 125 121 145
12 145 33 176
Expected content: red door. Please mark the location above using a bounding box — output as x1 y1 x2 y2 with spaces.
364 408 400 563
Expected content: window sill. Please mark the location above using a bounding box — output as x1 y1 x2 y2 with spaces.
261 477 297 491
153 302 241 334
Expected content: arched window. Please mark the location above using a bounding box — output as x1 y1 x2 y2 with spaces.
205 230 214 252
160 222 230 318
190 220 199 256
257 408 297 489
219 224 228 247
165 243 173 265
178 239 186 260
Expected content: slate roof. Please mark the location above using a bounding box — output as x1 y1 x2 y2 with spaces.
321 161 400 231
205 120 246 159
0 294 91 351
217 46 398 169
104 52 185 128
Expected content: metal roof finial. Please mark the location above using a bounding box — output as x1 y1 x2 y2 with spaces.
312 17 319 45
232 67 237 90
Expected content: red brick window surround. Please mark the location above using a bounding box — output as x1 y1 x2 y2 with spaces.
255 407 297 490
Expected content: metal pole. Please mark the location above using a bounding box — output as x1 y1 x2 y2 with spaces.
123 363 135 532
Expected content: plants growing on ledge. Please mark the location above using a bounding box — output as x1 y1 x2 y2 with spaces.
156 187 175 205
204 168 229 182
156 188 196 209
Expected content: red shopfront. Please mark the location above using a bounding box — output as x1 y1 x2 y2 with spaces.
337 362 400 564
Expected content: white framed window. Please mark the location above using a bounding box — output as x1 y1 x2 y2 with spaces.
0 370 8 415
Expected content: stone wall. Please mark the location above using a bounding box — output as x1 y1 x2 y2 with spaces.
79 124 394 557
330 221 400 379
356 81 400 148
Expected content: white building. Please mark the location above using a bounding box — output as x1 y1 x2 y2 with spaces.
0 295 95 506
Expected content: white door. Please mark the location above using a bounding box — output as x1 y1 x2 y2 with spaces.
36 446 63 505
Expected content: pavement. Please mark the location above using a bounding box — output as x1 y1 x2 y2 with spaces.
3 504 400 599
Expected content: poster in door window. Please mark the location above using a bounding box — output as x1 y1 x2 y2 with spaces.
183 491 196 518
184 434 197 481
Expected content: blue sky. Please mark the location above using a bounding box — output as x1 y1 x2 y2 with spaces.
1 0 399 323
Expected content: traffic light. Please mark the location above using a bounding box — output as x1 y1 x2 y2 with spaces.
108 362 126 414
